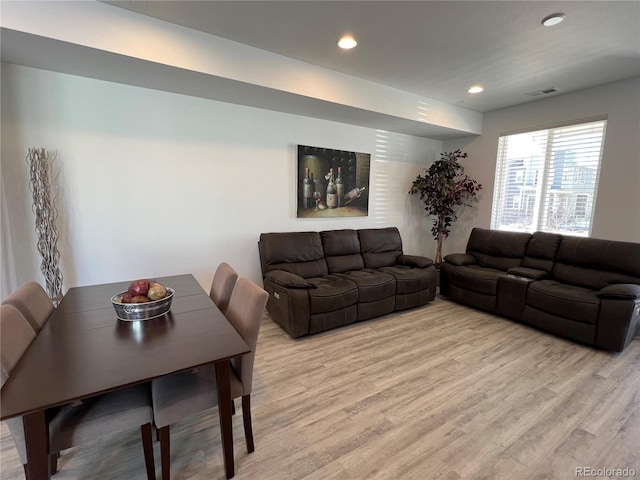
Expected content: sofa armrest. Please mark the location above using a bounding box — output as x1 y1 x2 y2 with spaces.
507 267 548 280
443 253 477 266
595 284 640 300
397 254 433 268
264 270 316 289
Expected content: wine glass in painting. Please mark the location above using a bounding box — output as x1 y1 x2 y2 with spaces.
313 191 321 211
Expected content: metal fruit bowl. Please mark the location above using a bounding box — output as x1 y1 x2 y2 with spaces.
111 288 174 321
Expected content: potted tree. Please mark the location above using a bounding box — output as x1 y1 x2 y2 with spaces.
409 150 482 265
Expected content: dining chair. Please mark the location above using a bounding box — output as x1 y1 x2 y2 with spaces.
0 304 36 388
152 277 269 480
1 281 54 333
209 262 238 314
0 304 157 480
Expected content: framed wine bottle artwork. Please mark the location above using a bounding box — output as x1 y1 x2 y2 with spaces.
296 144 371 218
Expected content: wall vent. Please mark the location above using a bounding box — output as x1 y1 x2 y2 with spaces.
526 87 560 97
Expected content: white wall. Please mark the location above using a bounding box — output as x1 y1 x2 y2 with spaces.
1 63 442 297
443 77 640 255
1 0 482 137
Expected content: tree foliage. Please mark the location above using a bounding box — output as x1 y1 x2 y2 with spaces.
409 150 482 261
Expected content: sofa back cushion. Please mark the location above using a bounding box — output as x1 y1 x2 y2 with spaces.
521 231 562 272
321 229 365 274
466 228 530 271
358 227 403 268
551 236 640 289
259 232 328 278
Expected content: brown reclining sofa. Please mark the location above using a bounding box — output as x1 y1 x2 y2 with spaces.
258 227 437 338
440 228 640 351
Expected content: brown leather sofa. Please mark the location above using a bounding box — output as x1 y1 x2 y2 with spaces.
440 228 640 351
258 227 437 338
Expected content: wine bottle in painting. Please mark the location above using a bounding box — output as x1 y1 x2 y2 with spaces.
343 186 366 205
303 167 313 208
336 166 344 207
326 168 338 209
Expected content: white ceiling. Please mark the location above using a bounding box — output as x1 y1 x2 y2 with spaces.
105 0 640 113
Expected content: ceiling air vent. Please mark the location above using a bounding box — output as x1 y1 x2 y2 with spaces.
526 87 560 97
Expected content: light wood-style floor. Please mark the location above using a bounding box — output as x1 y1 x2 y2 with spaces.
2 297 639 480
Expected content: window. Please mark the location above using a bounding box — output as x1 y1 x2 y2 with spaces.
575 194 589 219
574 170 587 184
491 118 606 236
514 170 525 183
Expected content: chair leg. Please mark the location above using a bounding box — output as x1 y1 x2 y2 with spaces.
49 452 58 474
23 451 59 480
241 395 255 453
141 423 155 480
159 425 171 480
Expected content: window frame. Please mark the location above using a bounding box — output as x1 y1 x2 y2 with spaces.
490 116 607 236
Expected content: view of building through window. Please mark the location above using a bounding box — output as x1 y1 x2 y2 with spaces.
491 118 607 236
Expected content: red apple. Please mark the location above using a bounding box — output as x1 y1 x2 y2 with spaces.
130 295 150 303
121 292 133 303
128 279 149 296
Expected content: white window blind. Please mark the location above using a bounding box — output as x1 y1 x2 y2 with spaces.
491 119 607 236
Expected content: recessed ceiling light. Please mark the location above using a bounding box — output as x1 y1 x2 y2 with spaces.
338 35 357 49
542 13 565 27
468 85 484 94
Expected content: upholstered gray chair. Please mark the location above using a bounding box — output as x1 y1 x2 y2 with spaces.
0 304 36 388
152 277 269 480
0 304 156 480
2 281 54 332
209 262 238 314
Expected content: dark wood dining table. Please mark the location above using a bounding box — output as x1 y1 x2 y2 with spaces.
0 274 249 480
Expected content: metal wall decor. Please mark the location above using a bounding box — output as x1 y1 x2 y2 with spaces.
26 147 63 304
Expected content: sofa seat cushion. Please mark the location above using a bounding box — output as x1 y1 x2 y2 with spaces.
449 265 506 296
336 270 396 303
526 280 599 325
307 275 358 314
378 266 431 295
